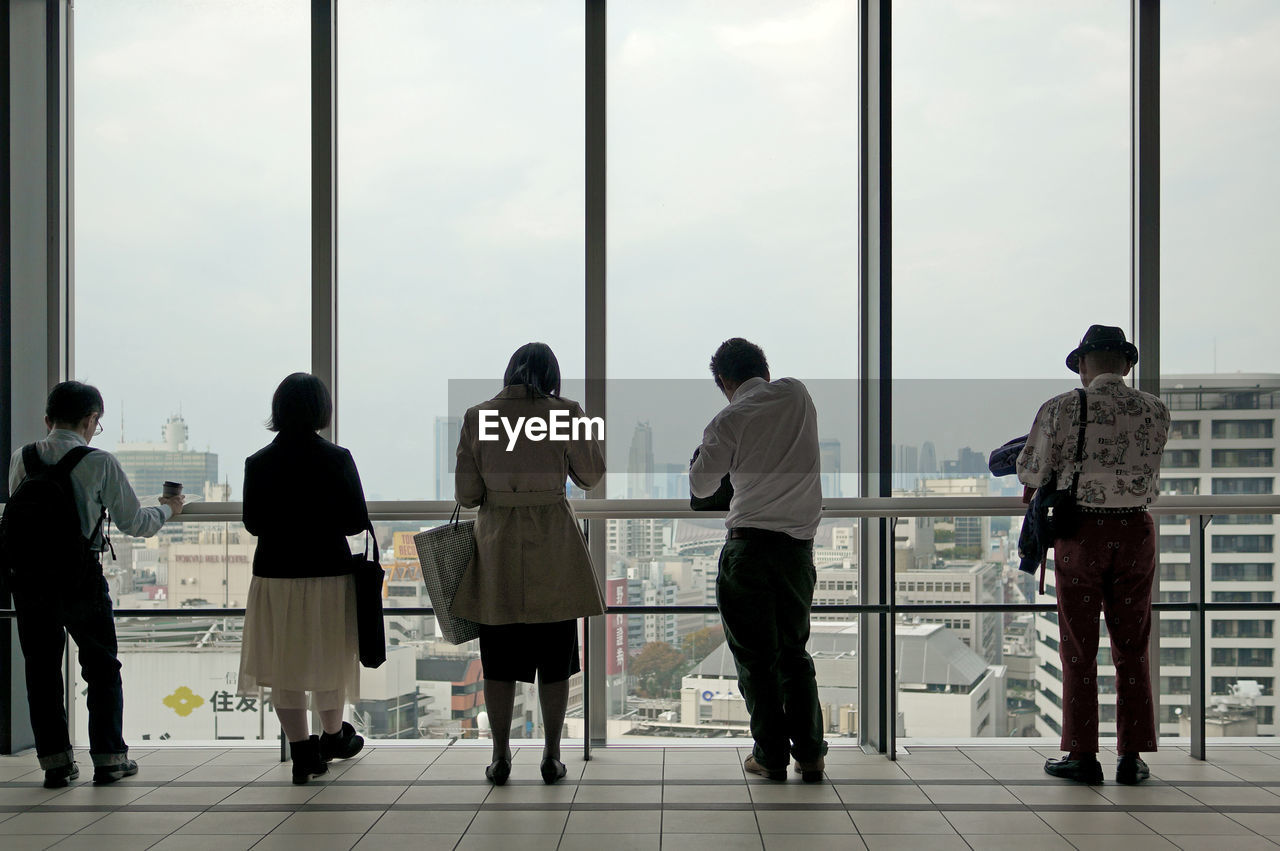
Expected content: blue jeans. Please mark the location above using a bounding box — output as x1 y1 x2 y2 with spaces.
716 535 825 768
14 568 128 770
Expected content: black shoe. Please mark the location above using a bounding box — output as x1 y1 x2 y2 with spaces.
43 763 79 789
485 757 512 786
1116 755 1150 785
290 736 329 785
540 757 567 785
92 759 138 785
319 722 365 762
1044 755 1103 783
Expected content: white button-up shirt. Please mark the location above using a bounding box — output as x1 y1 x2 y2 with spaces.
8 429 172 548
690 376 823 540
1016 374 1170 507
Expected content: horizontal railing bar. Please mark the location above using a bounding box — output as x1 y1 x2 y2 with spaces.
63 494 1280 523
4 601 1278 619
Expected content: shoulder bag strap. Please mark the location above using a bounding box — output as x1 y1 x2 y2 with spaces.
363 519 380 566
1067 388 1088 499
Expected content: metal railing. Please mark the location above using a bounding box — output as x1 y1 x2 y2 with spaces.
4 494 1279 760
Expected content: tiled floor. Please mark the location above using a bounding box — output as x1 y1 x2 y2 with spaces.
2 743 1280 849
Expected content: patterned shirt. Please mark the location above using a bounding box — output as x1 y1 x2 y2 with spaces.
1016 374 1170 507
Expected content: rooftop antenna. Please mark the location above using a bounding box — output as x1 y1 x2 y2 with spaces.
120 401 125 443
1213 339 1218 374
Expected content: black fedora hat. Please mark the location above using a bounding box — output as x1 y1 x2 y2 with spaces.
1066 325 1139 374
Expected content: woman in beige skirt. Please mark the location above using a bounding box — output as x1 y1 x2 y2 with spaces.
238 373 371 784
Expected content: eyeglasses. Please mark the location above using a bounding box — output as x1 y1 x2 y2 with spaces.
94 418 104 436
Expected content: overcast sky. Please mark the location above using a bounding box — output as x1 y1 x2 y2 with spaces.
71 0 1280 500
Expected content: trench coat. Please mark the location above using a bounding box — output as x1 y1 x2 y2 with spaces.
451 384 607 625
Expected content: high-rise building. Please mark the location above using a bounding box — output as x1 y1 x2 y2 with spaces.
626 421 654 499
920 441 938 478
654 462 688 501
820 438 841 498
115 414 219 502
1035 374 1280 739
434 416 462 500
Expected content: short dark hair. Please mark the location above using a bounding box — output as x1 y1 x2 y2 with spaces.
709 338 769 389
1084 350 1131 374
503 343 561 397
268 373 333 433
46 381 104 425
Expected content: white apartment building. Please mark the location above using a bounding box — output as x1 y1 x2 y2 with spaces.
811 561 1003 666
678 623 1005 739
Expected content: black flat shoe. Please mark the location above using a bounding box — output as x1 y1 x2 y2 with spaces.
290 737 329 785
486 757 512 786
1116 755 1150 785
540 757 567 785
1044 755 1103 783
319 721 365 762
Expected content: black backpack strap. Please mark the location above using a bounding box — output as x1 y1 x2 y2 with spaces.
52 446 104 548
53 445 96 477
1067 388 1088 499
21 444 44 476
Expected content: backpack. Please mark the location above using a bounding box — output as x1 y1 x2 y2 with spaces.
0 444 103 593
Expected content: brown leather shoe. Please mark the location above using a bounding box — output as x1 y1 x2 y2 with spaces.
744 755 787 781
794 755 825 783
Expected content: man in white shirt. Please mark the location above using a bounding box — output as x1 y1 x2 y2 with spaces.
1017 326 1169 786
6 381 184 787
690 338 826 782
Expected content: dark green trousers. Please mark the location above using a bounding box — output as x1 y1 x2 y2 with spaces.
716 535 825 768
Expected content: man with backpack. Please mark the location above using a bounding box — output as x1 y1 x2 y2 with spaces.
2 381 184 788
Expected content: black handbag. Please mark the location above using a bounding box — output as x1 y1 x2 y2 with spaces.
1040 388 1089 540
352 522 386 669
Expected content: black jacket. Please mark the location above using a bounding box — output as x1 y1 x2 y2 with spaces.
243 431 370 579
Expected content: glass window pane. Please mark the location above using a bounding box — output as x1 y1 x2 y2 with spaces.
1163 4 1280 375
73 0 310 619
893 1 1128 495
605 518 858 742
607 1 858 499
338 0 585 500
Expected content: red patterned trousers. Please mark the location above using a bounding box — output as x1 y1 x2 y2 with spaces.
1053 511 1158 755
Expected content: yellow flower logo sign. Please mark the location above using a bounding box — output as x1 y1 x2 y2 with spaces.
163 686 206 717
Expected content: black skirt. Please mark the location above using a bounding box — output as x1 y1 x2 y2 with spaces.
477 620 581 684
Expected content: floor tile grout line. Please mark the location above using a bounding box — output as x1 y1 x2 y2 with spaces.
656 747 664 851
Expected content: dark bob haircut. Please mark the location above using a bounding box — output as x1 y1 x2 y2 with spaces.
709 338 770 390
46 381 105 425
268 373 333 433
503 343 562 398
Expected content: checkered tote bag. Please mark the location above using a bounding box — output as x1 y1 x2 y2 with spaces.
413 506 481 644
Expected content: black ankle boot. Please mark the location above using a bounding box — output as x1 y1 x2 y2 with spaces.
290 736 329 785
319 722 365 762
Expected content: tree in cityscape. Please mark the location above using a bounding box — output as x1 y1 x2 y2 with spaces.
630 641 687 698
680 625 725 665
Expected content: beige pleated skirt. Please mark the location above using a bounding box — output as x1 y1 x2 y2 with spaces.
238 574 360 711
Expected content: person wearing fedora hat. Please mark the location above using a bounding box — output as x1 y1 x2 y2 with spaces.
1016 325 1169 786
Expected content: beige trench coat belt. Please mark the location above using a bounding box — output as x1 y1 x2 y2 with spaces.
484 489 566 507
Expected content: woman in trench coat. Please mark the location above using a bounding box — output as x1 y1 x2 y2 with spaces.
453 342 606 785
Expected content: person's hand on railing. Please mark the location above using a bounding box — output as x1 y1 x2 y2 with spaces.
159 494 186 517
